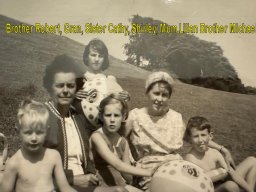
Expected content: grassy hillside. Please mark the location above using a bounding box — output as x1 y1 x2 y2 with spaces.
0 15 149 89
0 15 255 164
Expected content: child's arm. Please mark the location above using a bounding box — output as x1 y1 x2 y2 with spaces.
185 151 228 182
120 139 133 183
0 158 17 192
216 151 253 192
53 151 77 192
123 111 135 137
208 140 235 168
184 153 199 167
206 168 228 182
91 132 152 177
118 90 130 102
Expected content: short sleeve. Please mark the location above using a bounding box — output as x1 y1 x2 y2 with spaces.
125 108 138 137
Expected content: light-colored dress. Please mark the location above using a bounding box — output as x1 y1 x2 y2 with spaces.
126 107 185 191
80 72 123 127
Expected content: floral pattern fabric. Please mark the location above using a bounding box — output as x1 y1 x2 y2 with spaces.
126 107 185 191
127 107 185 161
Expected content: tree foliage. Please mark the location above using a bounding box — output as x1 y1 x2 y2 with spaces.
124 15 254 94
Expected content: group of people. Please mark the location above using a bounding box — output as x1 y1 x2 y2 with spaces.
0 38 255 192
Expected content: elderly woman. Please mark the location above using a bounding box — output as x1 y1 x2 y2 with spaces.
124 71 235 191
43 54 127 192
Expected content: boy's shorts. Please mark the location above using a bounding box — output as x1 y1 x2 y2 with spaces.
213 175 231 189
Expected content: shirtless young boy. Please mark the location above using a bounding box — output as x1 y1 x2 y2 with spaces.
0 99 77 192
184 116 256 192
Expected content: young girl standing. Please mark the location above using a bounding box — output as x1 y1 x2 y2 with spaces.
90 94 153 192
75 39 129 128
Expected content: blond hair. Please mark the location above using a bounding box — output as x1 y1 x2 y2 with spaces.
17 99 49 130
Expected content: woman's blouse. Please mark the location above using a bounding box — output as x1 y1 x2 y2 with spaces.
126 107 185 161
65 117 84 175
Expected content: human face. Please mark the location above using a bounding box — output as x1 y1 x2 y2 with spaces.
102 102 123 134
147 83 171 116
189 128 212 153
87 47 104 73
51 72 77 106
20 123 47 153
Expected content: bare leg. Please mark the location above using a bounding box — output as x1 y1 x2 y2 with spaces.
235 156 256 190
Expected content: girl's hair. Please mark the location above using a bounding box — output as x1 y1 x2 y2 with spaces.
17 99 49 130
43 54 82 93
146 80 173 97
83 38 109 71
98 93 128 122
184 116 212 142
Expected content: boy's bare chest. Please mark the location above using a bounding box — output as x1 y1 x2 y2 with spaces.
17 160 55 183
199 154 218 171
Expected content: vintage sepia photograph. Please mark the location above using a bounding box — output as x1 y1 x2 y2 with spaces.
0 0 256 191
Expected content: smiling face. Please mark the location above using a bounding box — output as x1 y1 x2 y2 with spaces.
87 47 104 73
20 122 47 153
189 128 212 153
147 82 171 116
50 72 77 107
102 102 124 134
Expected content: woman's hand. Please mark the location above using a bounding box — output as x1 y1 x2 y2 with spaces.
73 174 99 187
220 147 236 169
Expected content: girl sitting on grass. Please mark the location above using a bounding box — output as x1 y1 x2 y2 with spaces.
90 94 153 192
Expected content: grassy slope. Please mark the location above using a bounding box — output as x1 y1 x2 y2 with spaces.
0 15 149 89
0 15 255 163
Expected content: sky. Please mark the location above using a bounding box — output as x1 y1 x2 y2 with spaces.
1 0 256 86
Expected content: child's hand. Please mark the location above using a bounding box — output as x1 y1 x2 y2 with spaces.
74 173 99 187
76 90 87 100
118 91 130 102
76 89 97 101
150 160 172 176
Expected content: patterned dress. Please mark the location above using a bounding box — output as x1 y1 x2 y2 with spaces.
126 107 185 191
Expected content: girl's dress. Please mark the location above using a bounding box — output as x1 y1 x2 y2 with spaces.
80 72 123 127
126 107 185 191
91 128 131 186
